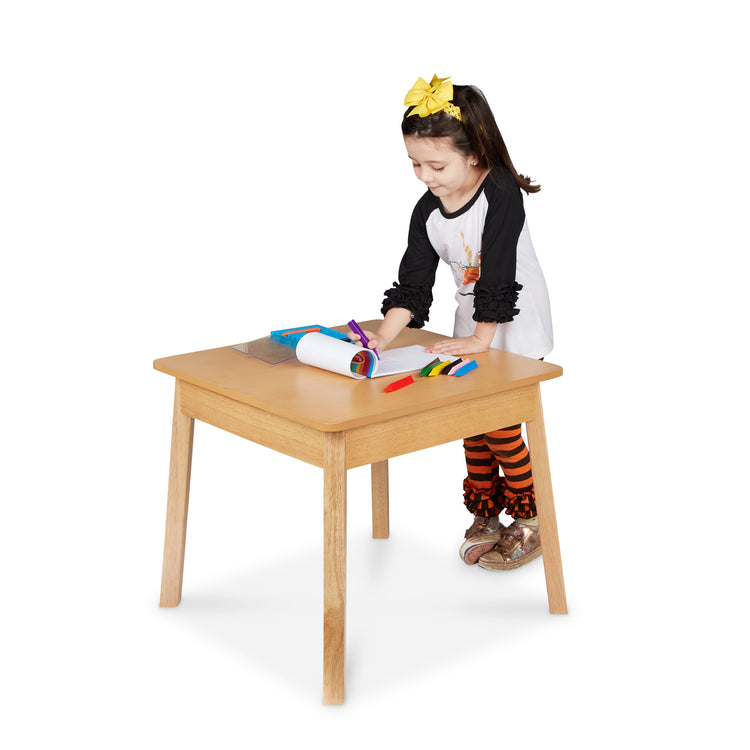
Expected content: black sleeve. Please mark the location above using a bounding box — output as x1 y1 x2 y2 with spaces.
472 171 525 324
381 196 439 328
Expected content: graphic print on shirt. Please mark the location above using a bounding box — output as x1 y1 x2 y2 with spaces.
459 230 481 285
387 169 553 359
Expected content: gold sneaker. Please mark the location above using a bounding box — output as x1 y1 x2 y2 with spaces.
459 515 504 565
477 521 541 570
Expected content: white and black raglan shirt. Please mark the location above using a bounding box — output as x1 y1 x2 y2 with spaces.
382 167 553 359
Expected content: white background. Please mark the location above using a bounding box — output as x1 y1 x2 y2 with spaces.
2 1 748 746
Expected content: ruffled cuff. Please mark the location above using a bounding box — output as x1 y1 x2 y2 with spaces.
381 281 433 328
498 478 536 520
463 476 536 519
472 281 523 324
463 476 506 517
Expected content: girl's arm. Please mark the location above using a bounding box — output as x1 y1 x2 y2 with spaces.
424 321 498 356
428 173 524 356
350 307 412 355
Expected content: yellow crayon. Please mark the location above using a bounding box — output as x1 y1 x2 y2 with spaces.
419 358 442 376
428 360 451 376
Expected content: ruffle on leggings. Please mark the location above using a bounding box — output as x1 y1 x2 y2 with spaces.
463 475 504 517
463 476 536 520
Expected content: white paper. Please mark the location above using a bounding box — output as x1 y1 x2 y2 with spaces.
295 332 442 379
375 345 443 377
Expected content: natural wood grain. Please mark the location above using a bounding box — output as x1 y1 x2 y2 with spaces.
526 384 567 614
160 381 195 607
371 461 389 539
179 380 325 467
323 432 347 704
154 324 567 702
344 385 536 469
153 321 562 432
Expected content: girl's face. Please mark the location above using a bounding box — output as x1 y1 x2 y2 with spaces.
404 135 480 208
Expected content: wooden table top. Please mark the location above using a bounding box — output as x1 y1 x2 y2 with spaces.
153 322 562 432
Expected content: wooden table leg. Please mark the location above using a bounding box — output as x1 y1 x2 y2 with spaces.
160 380 195 607
323 432 347 704
371 460 389 539
526 385 568 614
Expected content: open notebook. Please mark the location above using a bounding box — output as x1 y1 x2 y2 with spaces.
295 332 442 379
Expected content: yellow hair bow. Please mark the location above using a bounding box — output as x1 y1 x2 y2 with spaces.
404 74 462 121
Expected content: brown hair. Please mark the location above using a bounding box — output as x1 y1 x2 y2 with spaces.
401 84 540 194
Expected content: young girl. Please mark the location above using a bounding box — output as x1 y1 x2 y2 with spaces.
353 75 553 570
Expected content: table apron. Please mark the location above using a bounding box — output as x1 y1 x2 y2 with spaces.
177 379 538 471
344 385 538 469
178 380 326 467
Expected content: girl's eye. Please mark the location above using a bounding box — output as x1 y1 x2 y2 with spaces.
412 163 444 171
411 162 444 171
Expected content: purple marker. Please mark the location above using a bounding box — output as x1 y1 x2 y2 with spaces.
348 319 380 360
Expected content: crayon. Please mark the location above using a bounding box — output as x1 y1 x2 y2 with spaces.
384 375 415 393
419 358 442 376
428 360 452 376
281 327 322 336
453 360 478 377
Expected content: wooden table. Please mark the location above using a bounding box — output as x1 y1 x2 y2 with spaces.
154 322 566 703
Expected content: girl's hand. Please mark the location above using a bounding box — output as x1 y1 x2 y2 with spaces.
348 329 385 356
425 335 490 356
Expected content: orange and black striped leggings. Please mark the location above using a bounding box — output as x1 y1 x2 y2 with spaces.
463 426 536 520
